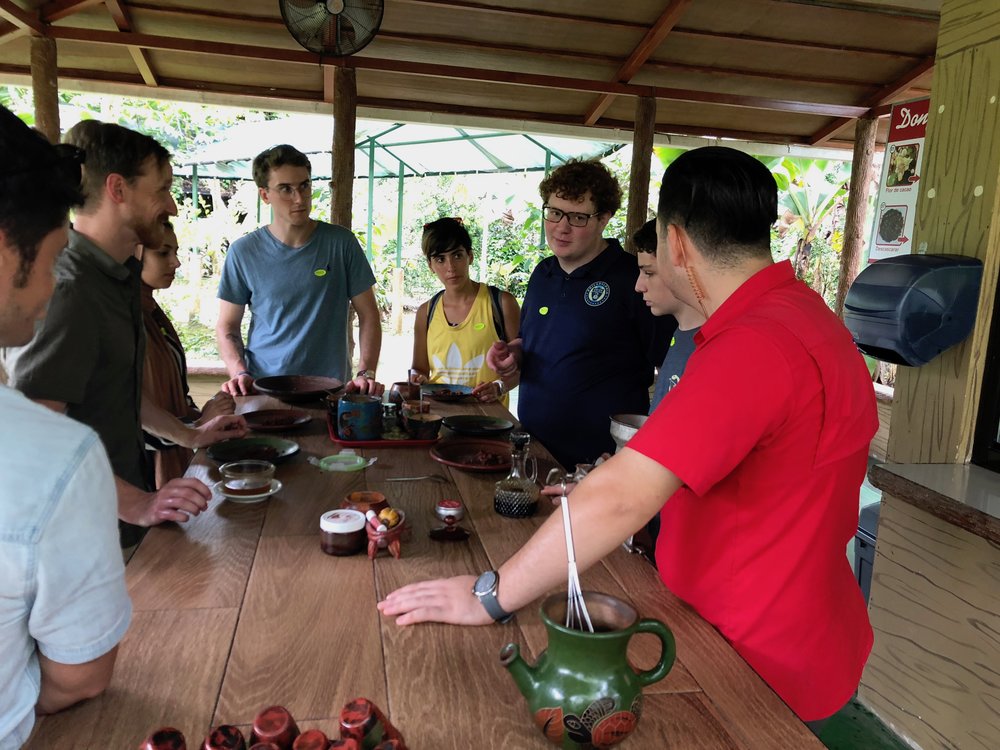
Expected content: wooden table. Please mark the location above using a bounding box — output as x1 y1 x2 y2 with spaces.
26 396 821 749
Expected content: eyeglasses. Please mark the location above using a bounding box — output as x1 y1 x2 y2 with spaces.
268 179 312 199
542 205 601 227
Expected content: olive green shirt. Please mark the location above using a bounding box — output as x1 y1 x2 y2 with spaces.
4 228 148 501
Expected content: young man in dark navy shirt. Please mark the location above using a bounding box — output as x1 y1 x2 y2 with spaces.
487 160 674 469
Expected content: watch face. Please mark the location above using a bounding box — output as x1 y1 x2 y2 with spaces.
474 570 498 595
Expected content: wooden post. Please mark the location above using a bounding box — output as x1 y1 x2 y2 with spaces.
625 96 656 254
885 0 1000 465
833 113 878 318
30 35 59 144
331 66 356 229
331 65 359 364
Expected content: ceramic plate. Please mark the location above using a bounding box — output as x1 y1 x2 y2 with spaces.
442 414 514 437
243 408 313 432
206 437 300 464
214 478 283 504
430 439 512 472
254 375 343 403
420 383 474 402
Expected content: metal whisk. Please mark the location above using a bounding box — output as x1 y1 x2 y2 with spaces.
557 475 593 632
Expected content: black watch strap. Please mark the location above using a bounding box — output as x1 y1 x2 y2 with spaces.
473 571 514 624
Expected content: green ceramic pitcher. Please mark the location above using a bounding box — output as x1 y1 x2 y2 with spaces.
500 591 675 749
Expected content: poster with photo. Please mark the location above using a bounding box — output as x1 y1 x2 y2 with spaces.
868 97 930 262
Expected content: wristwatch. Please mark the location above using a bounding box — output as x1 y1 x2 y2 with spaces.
473 570 514 623
356 368 375 379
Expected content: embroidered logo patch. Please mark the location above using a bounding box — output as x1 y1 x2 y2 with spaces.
314 269 327 277
473 322 486 331
539 306 550 316
585 281 611 307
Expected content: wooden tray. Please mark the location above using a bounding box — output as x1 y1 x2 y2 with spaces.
326 413 439 448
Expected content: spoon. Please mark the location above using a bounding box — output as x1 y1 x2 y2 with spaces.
385 474 447 482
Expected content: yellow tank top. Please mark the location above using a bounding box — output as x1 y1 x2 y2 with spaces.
426 283 508 406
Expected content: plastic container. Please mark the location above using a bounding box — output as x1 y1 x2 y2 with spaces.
320 509 367 556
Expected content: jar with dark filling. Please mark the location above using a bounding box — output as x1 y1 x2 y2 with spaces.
320 509 367 555
291 729 329 750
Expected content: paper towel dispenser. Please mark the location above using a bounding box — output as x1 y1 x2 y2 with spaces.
844 253 983 366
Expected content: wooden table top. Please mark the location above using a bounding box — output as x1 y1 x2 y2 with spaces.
26 395 820 749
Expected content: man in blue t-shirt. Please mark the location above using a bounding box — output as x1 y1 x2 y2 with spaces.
216 145 382 396
634 219 706 411
488 160 674 469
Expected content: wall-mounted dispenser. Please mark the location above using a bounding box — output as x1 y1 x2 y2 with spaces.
844 253 983 366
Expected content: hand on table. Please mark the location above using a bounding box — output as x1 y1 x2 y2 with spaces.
472 380 503 403
122 477 213 526
377 575 493 627
222 372 254 396
189 414 248 448
197 390 236 422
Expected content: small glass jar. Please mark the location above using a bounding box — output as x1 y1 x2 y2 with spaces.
140 728 187 750
202 725 246 750
320 510 367 556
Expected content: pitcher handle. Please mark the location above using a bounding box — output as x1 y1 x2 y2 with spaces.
526 454 537 484
632 619 676 687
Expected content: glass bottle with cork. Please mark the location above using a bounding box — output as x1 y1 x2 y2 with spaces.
494 430 539 518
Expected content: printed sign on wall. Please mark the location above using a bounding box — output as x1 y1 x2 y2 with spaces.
868 97 930 262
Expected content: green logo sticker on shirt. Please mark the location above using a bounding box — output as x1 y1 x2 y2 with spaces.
539 306 549 316
474 322 486 331
314 269 327 277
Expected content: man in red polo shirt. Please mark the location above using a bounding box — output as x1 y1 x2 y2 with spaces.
379 146 878 729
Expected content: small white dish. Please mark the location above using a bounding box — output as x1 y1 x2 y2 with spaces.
308 453 376 472
214 478 282 504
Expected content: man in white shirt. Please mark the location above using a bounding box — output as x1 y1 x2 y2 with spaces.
0 105 131 748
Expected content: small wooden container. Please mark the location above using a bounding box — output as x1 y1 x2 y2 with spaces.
366 509 407 559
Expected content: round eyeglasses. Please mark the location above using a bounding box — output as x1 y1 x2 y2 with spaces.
542 205 602 227
268 179 312 199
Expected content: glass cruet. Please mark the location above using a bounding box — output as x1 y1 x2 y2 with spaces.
494 431 539 518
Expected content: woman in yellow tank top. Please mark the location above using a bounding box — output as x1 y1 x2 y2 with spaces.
410 218 520 403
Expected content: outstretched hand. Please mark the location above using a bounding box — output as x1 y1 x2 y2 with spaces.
377 575 493 627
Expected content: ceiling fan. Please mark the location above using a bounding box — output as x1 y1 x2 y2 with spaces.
279 0 385 56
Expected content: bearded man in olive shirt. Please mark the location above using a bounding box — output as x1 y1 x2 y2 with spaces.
3 121 245 546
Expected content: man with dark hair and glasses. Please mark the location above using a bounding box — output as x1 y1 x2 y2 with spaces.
382 147 878 736
0 105 130 745
216 144 383 397
487 158 674 468
4 119 246 550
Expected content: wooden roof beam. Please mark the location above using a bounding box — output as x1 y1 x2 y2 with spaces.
583 0 692 126
45 26 869 119
103 0 158 87
0 0 44 34
41 0 103 22
0 25 30 46
808 56 934 145
673 27 926 60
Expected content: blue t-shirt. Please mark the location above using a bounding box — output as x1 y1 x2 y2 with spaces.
0 386 131 748
217 222 376 381
651 326 700 413
518 240 675 468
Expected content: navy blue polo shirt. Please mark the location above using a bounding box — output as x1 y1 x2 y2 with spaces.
517 240 675 468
